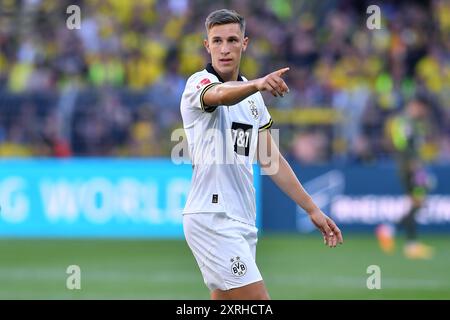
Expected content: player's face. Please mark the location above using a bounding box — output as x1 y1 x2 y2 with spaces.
204 23 248 81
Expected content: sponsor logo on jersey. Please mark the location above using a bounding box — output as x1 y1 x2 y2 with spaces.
196 78 211 89
231 122 253 156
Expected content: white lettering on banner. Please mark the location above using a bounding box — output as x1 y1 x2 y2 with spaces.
377 197 406 220
37 178 188 224
417 196 450 224
332 196 407 223
79 178 113 224
0 177 29 223
166 179 191 223
113 179 163 223
331 195 450 224
116 178 141 222
40 180 79 222
141 182 163 223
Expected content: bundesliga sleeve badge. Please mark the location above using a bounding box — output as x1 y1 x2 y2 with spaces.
196 78 212 89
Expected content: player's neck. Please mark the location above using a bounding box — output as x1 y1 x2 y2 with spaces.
222 71 239 82
212 64 239 82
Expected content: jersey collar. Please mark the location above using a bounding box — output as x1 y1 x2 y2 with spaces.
206 63 243 82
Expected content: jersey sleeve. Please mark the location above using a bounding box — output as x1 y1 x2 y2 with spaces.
183 73 221 113
258 101 273 132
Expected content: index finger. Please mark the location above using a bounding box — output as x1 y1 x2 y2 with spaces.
275 67 290 77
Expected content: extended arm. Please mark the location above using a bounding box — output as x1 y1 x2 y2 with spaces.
257 129 344 247
203 67 290 107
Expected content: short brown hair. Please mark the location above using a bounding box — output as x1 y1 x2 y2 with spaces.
205 9 245 34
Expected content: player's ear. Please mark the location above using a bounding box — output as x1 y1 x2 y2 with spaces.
242 36 249 52
204 39 211 54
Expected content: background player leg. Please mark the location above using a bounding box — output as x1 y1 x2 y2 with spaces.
401 196 434 259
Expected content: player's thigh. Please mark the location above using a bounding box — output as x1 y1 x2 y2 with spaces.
211 280 270 300
211 215 263 291
184 213 263 292
183 213 216 271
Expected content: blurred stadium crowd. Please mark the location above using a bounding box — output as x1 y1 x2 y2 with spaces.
0 0 449 163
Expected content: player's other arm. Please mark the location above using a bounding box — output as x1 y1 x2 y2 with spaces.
203 68 290 107
257 129 344 247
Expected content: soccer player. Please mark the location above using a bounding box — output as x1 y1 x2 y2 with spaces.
180 9 343 300
376 95 435 259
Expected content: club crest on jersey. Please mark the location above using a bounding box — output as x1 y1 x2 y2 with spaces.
196 78 211 89
230 256 247 277
248 100 259 120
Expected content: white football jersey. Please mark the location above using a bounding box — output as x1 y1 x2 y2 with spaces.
180 64 273 226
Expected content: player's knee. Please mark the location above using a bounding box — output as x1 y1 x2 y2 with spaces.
211 282 270 300
251 290 270 300
243 281 270 300
235 282 270 300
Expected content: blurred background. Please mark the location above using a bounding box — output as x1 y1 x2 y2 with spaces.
0 0 449 299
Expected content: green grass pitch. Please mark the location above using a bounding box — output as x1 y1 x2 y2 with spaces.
0 234 449 299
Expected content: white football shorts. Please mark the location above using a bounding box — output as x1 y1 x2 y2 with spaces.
183 212 263 291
